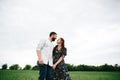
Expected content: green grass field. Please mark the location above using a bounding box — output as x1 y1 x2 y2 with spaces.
0 70 120 80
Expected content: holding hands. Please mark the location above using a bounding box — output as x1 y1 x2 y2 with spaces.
53 64 57 70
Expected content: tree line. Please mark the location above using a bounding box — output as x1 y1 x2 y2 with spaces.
1 63 120 71
66 64 120 71
1 64 38 70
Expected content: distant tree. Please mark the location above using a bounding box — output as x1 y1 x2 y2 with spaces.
66 64 74 71
19 67 22 70
66 63 120 71
32 65 39 70
118 66 120 71
9 64 20 70
23 65 31 70
114 64 120 71
99 64 115 71
2 64 7 70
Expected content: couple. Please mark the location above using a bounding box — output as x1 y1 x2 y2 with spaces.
36 32 71 80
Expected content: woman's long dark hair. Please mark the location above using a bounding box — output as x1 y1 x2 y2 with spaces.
53 38 65 56
60 38 65 49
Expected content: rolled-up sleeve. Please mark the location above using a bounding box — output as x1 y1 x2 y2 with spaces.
36 39 46 51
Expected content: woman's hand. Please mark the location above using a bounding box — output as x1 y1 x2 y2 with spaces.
52 64 57 70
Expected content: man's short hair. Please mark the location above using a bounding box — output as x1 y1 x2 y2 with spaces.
49 32 57 37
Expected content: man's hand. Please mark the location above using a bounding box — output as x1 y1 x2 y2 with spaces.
38 59 44 65
52 64 57 70
37 50 44 65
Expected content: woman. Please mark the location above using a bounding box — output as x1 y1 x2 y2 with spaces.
52 38 72 80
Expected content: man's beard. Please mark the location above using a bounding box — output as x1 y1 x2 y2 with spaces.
52 38 56 41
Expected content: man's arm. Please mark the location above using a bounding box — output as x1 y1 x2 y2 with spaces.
36 39 46 65
37 50 44 65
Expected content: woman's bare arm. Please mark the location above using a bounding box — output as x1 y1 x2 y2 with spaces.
54 55 65 66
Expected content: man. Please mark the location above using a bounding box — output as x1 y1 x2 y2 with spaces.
36 32 57 80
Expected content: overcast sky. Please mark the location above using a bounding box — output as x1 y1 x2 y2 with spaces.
0 0 120 68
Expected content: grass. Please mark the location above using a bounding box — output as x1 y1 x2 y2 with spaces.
69 71 120 80
0 70 120 80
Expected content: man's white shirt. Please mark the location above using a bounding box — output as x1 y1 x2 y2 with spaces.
36 39 54 66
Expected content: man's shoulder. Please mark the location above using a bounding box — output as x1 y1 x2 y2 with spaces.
39 38 47 42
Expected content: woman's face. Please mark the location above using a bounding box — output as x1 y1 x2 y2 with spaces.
57 38 62 45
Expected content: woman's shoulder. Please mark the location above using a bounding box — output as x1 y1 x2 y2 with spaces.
64 47 67 50
63 47 67 51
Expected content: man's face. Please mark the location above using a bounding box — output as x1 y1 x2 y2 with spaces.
51 34 57 41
